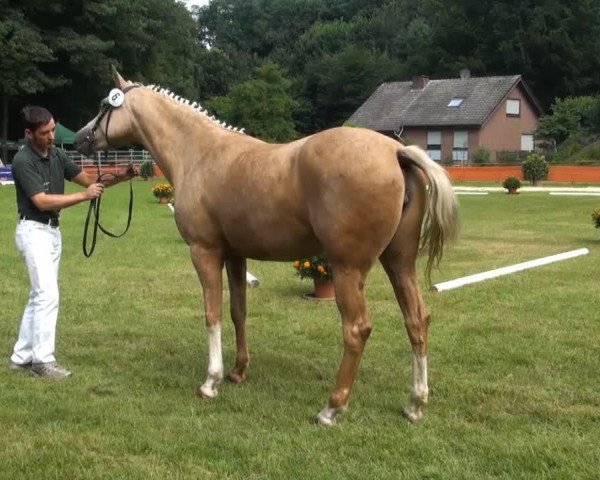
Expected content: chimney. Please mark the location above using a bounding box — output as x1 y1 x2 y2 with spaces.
460 68 471 80
412 75 429 89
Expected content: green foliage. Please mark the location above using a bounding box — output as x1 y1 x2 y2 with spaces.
537 96 599 145
497 151 527 164
592 209 600 229
297 44 399 132
293 255 332 280
206 63 299 142
502 176 521 191
521 153 549 184
139 160 154 180
471 147 491 164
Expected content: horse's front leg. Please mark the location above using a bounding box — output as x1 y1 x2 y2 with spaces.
190 244 225 399
225 257 249 384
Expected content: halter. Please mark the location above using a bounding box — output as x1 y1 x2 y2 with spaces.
82 84 140 257
85 84 140 149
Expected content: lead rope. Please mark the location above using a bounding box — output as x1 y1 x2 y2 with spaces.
82 114 134 257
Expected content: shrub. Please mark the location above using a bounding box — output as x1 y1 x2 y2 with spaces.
592 209 600 229
293 255 332 280
140 160 154 180
472 147 491 164
497 150 526 164
502 176 521 192
521 153 549 185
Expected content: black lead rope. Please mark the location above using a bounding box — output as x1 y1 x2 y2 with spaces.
82 161 134 258
82 85 139 257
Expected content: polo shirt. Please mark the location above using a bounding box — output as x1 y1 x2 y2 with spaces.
12 141 82 221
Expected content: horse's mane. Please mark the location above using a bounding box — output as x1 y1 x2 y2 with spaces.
145 84 245 135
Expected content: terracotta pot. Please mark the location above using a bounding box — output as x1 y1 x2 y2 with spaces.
313 278 335 299
158 196 170 204
507 187 519 195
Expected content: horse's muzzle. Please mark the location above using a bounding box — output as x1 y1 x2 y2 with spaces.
73 129 95 157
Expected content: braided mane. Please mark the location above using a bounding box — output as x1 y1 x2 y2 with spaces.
145 84 245 134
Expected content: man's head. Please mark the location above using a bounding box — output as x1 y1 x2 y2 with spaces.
23 106 55 154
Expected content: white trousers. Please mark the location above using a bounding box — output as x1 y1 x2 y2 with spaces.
11 220 62 365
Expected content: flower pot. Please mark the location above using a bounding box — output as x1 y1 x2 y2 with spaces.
507 187 519 195
158 196 170 204
313 278 335 299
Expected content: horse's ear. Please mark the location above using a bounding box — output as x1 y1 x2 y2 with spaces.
111 65 126 89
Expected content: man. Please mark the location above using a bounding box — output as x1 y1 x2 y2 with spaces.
10 105 136 379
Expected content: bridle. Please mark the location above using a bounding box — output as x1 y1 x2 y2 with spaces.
85 83 140 150
83 84 140 258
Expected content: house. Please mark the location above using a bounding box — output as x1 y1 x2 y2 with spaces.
347 71 543 163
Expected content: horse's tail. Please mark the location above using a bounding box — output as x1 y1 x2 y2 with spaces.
397 145 459 285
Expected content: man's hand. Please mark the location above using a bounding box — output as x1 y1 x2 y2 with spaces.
85 183 104 200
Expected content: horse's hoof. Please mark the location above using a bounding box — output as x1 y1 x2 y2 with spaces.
402 407 423 423
195 384 218 399
316 406 337 426
227 370 246 384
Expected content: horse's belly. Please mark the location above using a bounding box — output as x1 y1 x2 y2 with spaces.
223 220 321 261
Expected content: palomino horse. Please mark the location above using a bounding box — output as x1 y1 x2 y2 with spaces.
74 68 459 425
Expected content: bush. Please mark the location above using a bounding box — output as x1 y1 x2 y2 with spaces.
471 147 491 164
502 176 521 192
521 153 549 185
140 160 154 180
497 150 527 164
592 209 600 229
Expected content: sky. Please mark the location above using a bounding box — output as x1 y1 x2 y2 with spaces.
182 0 210 9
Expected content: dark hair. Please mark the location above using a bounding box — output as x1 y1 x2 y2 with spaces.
22 106 53 132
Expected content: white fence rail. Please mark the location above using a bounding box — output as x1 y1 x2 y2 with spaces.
64 149 155 167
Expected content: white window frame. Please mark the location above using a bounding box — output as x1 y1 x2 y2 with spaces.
521 134 534 152
506 99 521 116
427 130 442 161
452 131 469 162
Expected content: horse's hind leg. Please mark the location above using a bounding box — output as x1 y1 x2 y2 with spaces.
381 255 430 422
380 167 430 422
317 265 371 426
225 257 249 383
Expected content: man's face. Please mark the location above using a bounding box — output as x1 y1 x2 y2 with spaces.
27 118 55 153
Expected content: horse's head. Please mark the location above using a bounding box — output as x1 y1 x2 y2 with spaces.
74 66 140 156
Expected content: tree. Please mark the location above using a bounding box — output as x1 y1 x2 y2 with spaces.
0 3 61 159
537 96 599 144
206 63 299 142
297 45 399 132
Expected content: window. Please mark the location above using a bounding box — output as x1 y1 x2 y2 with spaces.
521 134 534 152
427 131 442 161
448 97 464 107
453 131 469 162
506 99 521 116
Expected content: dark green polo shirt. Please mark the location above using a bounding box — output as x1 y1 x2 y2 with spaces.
12 142 82 220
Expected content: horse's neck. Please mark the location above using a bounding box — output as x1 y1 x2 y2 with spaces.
130 92 219 185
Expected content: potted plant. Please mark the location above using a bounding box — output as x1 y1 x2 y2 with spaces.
152 183 174 203
502 176 522 194
592 209 600 230
293 255 334 299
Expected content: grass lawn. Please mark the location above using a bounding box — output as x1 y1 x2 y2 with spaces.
1 179 599 479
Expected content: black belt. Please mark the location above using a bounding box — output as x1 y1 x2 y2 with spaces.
20 215 59 228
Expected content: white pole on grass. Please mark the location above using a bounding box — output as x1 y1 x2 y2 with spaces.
166 201 260 287
432 248 590 292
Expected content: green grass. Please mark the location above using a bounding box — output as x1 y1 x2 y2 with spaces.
1 181 600 479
